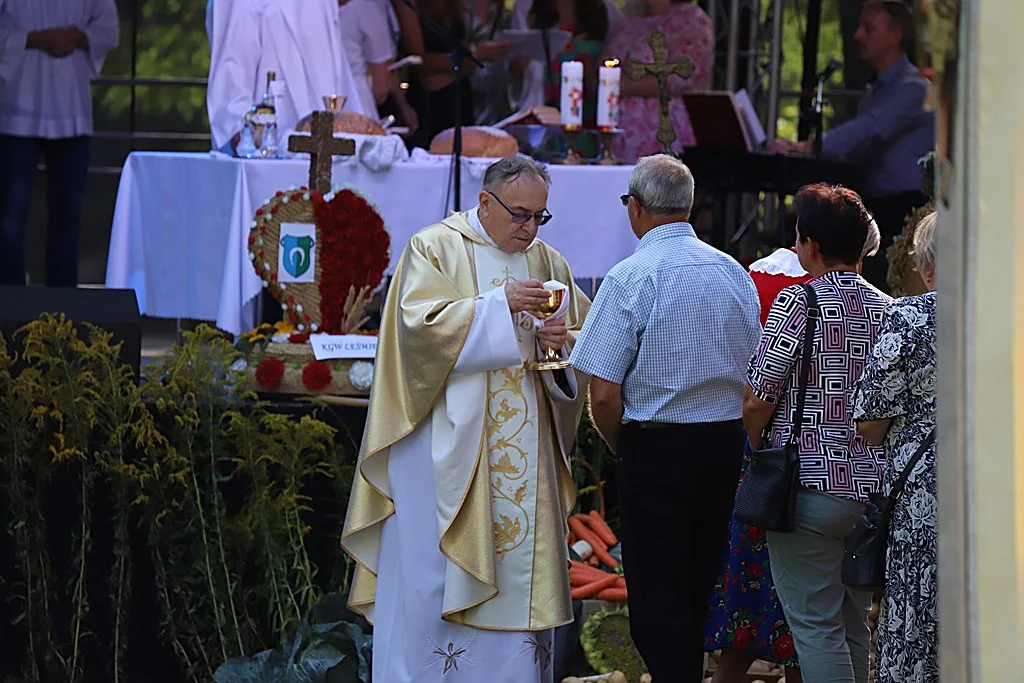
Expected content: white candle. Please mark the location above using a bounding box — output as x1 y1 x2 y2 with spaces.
597 63 621 131
560 61 584 129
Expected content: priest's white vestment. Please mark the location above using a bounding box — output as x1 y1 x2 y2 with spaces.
205 0 367 152
342 210 591 683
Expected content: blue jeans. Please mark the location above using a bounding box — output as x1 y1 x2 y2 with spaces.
0 135 91 286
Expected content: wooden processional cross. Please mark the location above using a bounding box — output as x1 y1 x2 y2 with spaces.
627 30 695 153
287 110 355 195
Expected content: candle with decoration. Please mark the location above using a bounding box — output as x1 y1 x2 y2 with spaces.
560 60 584 130
597 60 621 131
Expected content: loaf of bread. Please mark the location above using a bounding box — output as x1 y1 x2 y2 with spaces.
295 110 386 136
429 126 520 158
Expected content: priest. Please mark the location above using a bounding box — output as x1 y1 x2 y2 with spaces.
205 0 367 153
341 156 590 682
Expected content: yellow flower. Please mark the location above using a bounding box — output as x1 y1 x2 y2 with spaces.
248 334 267 343
273 321 296 334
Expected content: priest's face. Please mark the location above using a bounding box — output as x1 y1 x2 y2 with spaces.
478 177 549 253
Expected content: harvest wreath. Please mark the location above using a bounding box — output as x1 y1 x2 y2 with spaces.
237 184 390 397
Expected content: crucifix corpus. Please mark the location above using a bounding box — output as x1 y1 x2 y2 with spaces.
627 30 695 153
288 110 355 195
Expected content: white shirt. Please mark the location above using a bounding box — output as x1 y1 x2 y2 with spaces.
0 0 118 138
206 0 367 151
338 0 395 121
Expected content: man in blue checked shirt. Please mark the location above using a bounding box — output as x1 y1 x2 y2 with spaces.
569 154 761 683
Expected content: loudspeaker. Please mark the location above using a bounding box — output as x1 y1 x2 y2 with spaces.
0 287 143 380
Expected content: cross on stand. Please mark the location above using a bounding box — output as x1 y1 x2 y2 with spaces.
287 110 355 195
626 31 695 153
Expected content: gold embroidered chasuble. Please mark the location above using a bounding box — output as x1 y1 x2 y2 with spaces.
341 212 590 631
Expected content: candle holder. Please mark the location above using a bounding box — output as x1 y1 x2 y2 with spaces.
597 129 623 165
556 126 585 165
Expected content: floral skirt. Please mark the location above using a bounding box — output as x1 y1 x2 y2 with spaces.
704 462 799 666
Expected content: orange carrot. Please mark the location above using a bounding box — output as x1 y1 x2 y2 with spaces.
567 531 578 546
587 510 618 546
570 572 592 587
568 517 619 568
595 586 628 601
570 573 621 600
587 555 600 567
569 562 612 583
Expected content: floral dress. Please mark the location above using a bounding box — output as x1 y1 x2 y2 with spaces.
853 292 938 683
600 3 715 162
704 440 799 667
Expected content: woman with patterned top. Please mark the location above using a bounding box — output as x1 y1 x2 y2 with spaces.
704 220 882 683
853 212 938 683
599 0 714 162
742 183 891 683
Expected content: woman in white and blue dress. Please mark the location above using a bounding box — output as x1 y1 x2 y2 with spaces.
854 211 939 683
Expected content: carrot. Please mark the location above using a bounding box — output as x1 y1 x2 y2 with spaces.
570 573 621 600
587 510 618 546
587 555 600 567
595 586 628 602
568 516 619 568
570 572 592 587
567 531 577 546
569 562 612 583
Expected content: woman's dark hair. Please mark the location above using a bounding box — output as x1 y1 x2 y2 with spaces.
418 0 465 33
529 0 609 41
793 183 873 266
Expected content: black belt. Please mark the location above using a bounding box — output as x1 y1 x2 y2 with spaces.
625 419 742 431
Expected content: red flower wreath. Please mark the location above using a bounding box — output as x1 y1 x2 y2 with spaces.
313 189 390 333
254 358 285 390
301 360 333 392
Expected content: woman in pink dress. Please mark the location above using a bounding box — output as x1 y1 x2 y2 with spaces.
600 0 714 162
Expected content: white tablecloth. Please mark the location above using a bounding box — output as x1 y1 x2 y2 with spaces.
106 152 637 335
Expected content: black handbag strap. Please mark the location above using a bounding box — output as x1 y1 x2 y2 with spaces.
889 428 936 499
788 283 819 445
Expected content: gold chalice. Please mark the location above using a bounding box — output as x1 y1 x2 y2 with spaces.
528 288 571 372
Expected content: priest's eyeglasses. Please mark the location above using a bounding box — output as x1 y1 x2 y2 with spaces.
487 191 553 226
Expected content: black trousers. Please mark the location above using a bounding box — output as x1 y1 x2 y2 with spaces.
617 420 745 682
861 191 930 293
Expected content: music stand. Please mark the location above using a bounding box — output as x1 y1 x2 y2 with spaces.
681 92 753 152
396 0 483 212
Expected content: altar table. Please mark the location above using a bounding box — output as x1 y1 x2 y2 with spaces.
106 152 637 335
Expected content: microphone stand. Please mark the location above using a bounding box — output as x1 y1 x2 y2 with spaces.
397 0 483 212
812 77 825 158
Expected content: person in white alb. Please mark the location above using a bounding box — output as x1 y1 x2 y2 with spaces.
337 0 395 122
0 0 118 287
205 0 367 154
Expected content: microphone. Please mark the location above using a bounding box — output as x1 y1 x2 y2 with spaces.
815 58 843 83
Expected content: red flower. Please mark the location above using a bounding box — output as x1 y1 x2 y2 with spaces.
773 634 796 660
749 563 763 579
270 272 277 282
747 526 765 541
289 332 311 344
247 235 255 245
275 190 283 197
271 204 279 214
301 360 332 392
733 626 753 651
254 358 285 390
312 188 390 332
256 208 264 216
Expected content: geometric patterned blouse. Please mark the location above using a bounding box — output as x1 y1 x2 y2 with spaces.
746 271 892 502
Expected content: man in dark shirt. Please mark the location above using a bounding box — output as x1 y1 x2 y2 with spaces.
774 0 934 291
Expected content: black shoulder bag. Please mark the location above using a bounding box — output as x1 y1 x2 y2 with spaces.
734 284 819 533
842 427 937 591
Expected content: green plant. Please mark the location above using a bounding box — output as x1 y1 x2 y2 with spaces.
0 320 350 683
214 593 371 683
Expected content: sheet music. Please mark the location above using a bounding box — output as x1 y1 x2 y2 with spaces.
734 89 767 150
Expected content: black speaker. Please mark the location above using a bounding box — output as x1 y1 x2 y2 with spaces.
0 287 143 380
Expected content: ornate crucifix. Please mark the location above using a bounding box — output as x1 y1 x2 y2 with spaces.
627 31 695 153
287 110 355 195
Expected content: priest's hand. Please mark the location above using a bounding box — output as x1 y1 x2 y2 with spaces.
505 279 550 314
537 317 568 352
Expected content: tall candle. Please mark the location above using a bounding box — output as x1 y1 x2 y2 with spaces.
597 62 621 131
560 61 584 130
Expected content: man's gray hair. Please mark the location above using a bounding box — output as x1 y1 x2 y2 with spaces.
913 211 937 273
862 217 881 258
483 156 551 193
627 154 695 216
